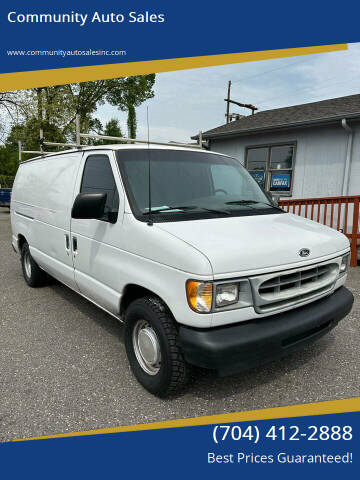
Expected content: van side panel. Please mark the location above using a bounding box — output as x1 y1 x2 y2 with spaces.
11 153 83 289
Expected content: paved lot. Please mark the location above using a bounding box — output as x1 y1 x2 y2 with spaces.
0 209 359 441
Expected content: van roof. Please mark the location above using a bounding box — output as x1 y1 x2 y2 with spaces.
21 143 226 164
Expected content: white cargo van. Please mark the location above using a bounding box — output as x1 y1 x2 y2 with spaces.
11 144 354 396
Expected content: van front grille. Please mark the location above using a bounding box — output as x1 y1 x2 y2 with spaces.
250 260 340 314
259 265 331 296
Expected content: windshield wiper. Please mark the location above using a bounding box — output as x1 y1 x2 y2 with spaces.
143 205 231 215
225 200 283 210
195 206 231 215
143 205 196 214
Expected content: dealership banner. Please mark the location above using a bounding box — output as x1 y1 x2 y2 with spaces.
0 0 356 91
1 398 359 478
1 1 360 479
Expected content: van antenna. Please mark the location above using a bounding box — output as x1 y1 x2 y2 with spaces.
146 106 153 226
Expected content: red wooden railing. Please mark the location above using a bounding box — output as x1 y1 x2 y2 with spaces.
279 195 360 267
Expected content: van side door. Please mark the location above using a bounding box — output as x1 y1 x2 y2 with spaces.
70 150 125 315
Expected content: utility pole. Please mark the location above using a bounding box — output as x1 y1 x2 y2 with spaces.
226 80 231 124
225 98 258 116
225 81 258 122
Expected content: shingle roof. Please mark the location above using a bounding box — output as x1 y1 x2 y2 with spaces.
196 94 360 139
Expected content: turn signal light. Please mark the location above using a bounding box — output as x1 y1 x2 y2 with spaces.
186 281 213 313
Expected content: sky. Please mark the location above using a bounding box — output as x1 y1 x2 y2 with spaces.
99 42 360 143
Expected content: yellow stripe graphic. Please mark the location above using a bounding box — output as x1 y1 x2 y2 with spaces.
0 43 347 92
14 396 359 442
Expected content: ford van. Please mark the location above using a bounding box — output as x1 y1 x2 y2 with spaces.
10 145 354 396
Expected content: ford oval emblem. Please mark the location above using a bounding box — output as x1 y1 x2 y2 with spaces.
299 248 310 257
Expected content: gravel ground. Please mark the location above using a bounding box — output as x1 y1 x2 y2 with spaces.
0 209 359 442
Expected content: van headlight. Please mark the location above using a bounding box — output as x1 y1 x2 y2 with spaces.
186 280 252 313
339 253 350 276
215 283 239 307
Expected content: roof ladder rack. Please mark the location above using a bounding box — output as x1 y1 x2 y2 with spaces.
18 115 204 161
18 140 49 162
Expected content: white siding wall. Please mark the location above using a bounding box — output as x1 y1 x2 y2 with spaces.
209 124 360 199
348 123 360 195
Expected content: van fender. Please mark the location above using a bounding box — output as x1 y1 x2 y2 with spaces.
116 251 213 328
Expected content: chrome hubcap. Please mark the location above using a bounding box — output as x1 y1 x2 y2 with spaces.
24 251 32 278
132 320 161 375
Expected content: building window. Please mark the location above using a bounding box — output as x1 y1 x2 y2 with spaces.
245 144 295 195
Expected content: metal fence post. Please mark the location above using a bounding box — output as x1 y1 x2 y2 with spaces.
350 197 360 267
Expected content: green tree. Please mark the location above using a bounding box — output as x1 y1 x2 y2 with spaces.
0 75 155 182
0 138 20 187
7 118 66 152
0 91 23 121
28 75 155 141
0 119 66 185
106 75 155 138
127 104 137 139
0 144 18 179
91 118 124 146
103 118 124 144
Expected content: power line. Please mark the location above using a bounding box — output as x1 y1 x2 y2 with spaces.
297 79 359 105
256 75 359 107
231 56 314 85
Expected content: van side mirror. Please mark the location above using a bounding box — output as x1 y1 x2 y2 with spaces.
71 193 107 220
264 190 279 206
271 193 280 206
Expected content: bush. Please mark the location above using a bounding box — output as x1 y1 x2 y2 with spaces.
0 175 15 188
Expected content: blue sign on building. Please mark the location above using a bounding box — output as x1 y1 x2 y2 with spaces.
250 171 266 187
271 173 291 191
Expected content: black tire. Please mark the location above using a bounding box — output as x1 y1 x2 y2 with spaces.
125 296 189 397
21 242 47 287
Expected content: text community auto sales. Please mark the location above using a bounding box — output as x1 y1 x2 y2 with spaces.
7 11 166 27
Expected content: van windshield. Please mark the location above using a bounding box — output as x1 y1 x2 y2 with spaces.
117 149 282 222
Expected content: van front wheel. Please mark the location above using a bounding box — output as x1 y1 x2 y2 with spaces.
125 297 189 397
21 242 47 287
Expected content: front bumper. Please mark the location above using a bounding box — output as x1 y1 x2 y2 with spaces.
179 286 354 376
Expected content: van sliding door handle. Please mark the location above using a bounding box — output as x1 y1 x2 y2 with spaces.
65 234 70 254
72 236 78 256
